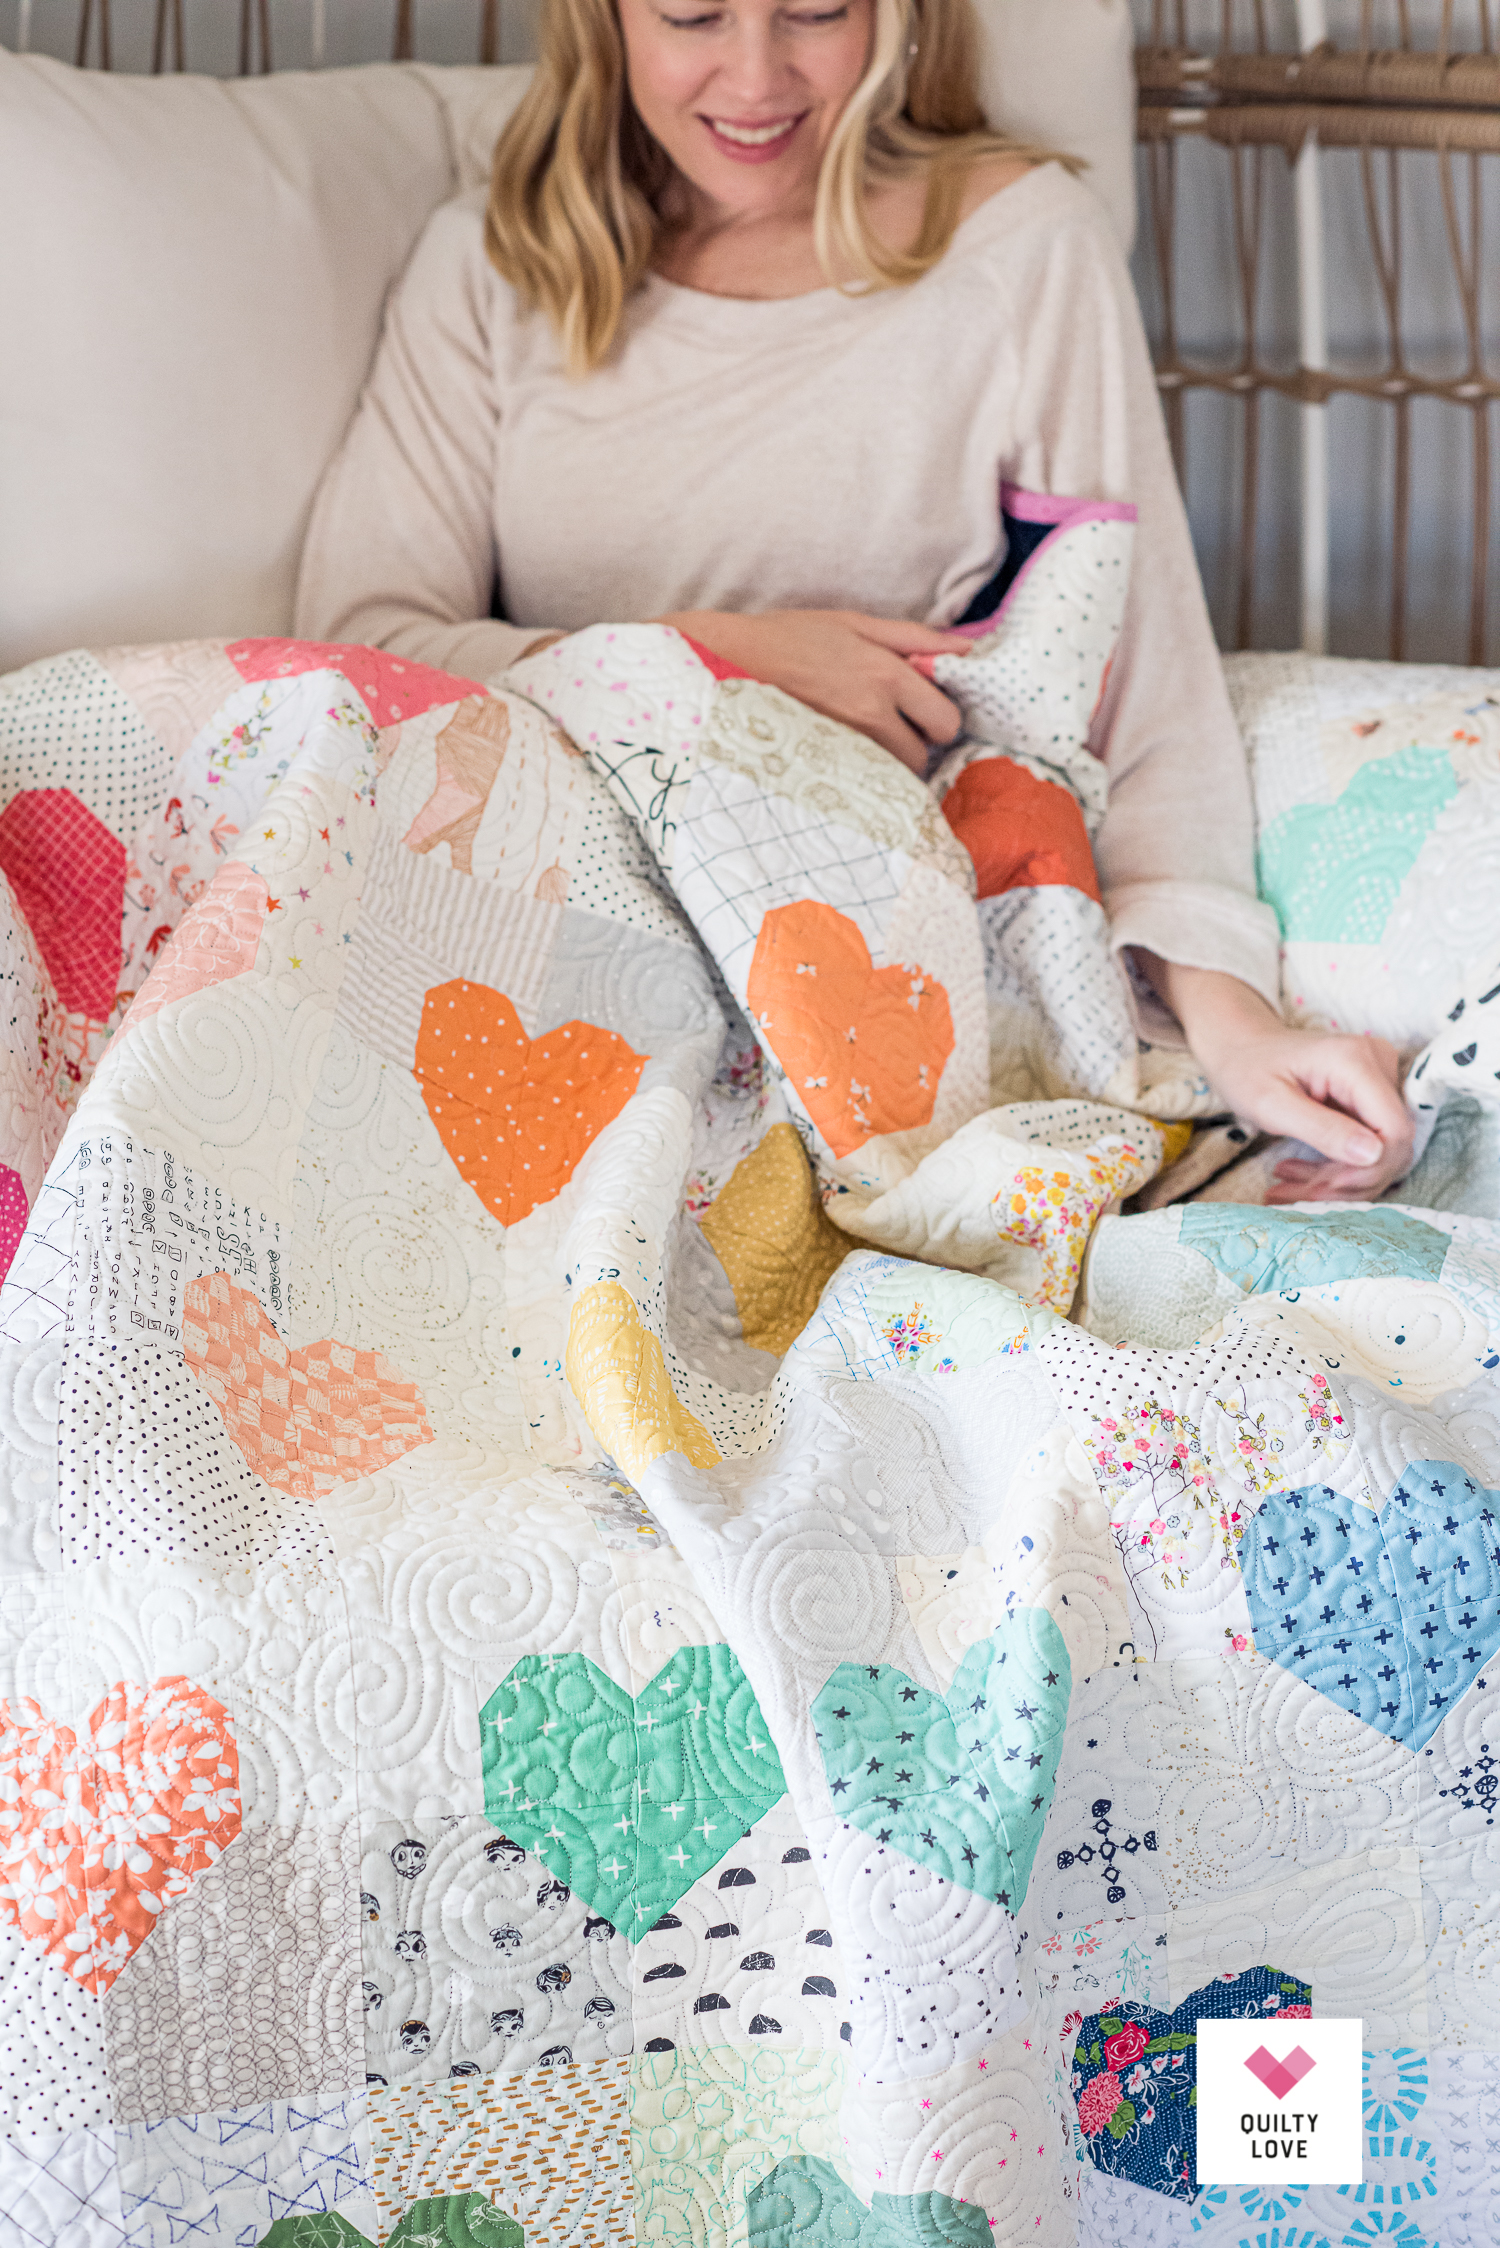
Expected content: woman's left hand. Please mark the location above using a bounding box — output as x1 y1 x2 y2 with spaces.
1143 959 1415 1203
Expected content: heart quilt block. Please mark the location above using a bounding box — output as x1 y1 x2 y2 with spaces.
748 2157 992 2248
260 2192 522 2248
1240 1458 1500 1749
415 979 645 1228
0 1676 240 1994
479 1644 785 1934
745 900 954 1160
1070 1965 1313 2202
812 1605 1070 1912
181 1270 434 1499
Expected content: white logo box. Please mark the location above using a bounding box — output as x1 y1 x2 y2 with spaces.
1197 2017 1363 2186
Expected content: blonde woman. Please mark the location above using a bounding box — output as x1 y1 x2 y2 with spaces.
297 0 1413 1199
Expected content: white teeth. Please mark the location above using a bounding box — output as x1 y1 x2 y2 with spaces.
711 118 795 145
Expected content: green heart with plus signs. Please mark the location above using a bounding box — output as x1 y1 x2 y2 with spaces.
260 2195 522 2248
813 1605 1070 1913
479 1643 786 1936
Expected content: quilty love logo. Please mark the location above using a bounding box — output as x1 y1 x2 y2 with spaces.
1197 2019 1361 2186
1244 2043 1316 2101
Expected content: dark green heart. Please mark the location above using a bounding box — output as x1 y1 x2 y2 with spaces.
261 2194 522 2248
480 1644 786 1937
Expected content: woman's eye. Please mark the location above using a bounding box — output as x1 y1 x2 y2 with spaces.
660 9 726 23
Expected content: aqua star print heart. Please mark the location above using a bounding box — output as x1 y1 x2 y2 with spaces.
812 1606 1070 1912
479 1645 786 1935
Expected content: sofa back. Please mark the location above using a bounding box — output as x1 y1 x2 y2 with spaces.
0 5 1135 668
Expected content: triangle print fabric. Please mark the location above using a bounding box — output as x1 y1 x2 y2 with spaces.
0 614 1497 2248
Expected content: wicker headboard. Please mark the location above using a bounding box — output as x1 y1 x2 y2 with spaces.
1137 0 1499 666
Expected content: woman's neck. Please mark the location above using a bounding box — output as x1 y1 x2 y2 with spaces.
648 152 1032 300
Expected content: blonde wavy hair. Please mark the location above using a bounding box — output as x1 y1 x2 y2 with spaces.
486 0 1057 375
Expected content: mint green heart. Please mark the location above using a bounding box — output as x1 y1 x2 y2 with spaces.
748 2157 993 2248
480 1644 786 1937
813 1606 1070 1912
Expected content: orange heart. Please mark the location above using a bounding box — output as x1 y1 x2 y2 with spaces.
414 979 645 1227
745 900 954 1159
182 1271 433 1498
0 1677 240 1994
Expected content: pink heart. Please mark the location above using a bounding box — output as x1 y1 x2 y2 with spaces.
1244 2044 1317 2100
118 860 268 1036
0 1678 241 1995
227 638 484 728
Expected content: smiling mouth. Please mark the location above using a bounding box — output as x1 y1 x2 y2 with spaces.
704 116 802 147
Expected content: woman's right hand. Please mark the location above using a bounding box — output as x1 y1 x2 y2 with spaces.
657 608 972 776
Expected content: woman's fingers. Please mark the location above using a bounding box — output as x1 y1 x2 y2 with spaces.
893 663 963 748
845 612 975 657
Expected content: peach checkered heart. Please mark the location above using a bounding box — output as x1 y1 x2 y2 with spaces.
0 1677 241 1995
182 1271 434 1499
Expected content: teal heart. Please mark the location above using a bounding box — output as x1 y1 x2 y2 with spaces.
1179 1202 1449 1294
480 1644 786 1937
813 1606 1070 1912
1257 740 1457 942
748 2157 992 2248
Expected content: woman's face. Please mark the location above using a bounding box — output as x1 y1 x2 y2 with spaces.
617 0 876 218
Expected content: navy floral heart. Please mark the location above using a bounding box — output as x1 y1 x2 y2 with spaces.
1070 1965 1312 2202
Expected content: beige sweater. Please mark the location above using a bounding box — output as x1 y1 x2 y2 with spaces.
296 164 1281 1003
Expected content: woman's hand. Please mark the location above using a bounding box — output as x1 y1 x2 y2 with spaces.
658 608 972 775
1143 959 1415 1203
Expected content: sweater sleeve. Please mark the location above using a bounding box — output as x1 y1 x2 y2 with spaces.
294 192 545 682
999 186 1282 1015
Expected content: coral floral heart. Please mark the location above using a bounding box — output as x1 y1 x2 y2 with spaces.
182 1271 433 1498
0 1677 240 1995
414 978 645 1227
745 900 953 1158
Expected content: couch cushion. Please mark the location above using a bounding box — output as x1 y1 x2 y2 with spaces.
0 57 531 670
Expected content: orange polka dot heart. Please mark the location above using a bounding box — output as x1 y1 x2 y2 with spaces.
745 900 954 1160
415 979 645 1227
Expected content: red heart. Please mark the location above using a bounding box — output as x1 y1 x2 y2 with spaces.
0 1678 240 1994
182 1272 434 1499
414 979 645 1227
0 786 126 1019
745 900 954 1159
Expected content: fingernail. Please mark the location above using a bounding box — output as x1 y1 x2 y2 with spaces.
1346 1131 1382 1165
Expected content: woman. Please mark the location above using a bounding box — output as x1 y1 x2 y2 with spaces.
296 0 1412 1200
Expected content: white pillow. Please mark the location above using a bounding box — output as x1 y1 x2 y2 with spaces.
1225 649 1500 1051
0 10 1133 670
0 56 530 672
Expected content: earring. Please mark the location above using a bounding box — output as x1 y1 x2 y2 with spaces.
908 38 917 53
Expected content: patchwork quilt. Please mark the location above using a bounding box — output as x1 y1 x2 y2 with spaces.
1 602 1499 2248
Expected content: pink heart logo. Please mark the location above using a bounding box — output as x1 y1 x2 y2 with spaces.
1244 2044 1317 2100
0 1678 241 1994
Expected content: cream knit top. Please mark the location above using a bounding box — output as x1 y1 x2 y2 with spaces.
295 163 1281 1004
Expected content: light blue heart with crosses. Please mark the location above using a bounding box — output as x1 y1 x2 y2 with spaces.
1241 1459 1500 1750
812 1605 1070 1913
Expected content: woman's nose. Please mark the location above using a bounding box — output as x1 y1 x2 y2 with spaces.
710 22 794 104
